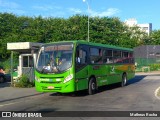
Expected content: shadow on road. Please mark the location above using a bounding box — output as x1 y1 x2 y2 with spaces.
35 108 59 112
50 92 83 97
50 75 146 97
49 83 129 97
0 92 45 103
127 75 146 85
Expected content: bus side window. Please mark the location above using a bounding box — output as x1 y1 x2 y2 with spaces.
113 50 122 63
103 49 113 64
90 47 103 64
76 47 87 71
129 52 134 63
122 52 129 63
76 49 87 65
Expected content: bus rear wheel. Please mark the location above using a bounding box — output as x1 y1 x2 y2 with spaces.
121 74 127 87
88 78 96 95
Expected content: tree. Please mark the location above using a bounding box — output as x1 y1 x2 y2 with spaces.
0 13 155 61
150 30 160 45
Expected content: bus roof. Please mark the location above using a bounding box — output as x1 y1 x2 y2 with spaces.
45 40 133 52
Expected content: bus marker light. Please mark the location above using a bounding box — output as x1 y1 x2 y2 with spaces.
56 79 61 81
64 74 73 83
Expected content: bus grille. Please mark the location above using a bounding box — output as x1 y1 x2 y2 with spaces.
40 81 61 84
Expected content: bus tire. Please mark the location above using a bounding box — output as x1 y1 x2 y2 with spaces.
88 77 96 95
121 74 127 87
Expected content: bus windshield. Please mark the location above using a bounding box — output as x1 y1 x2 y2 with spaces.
36 44 73 74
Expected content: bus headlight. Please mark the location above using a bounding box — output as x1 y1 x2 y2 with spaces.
64 74 73 83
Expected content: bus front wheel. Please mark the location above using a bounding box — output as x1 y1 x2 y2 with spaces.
121 74 127 87
88 78 96 95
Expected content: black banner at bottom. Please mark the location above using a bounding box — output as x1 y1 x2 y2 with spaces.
0 111 160 117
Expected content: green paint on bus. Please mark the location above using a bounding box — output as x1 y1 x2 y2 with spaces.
35 41 135 94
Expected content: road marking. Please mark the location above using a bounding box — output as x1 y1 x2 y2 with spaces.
0 102 19 107
155 87 160 100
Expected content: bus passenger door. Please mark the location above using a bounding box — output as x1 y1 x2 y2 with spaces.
75 45 89 91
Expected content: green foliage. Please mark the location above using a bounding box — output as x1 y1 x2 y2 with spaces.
14 74 34 88
135 63 160 72
0 53 18 73
1 12 160 61
149 64 160 71
0 59 10 73
150 30 160 45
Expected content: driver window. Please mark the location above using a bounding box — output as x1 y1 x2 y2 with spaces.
76 46 87 65
76 45 88 71
76 49 87 64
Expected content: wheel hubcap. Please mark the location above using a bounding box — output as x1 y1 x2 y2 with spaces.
124 76 126 85
92 82 95 90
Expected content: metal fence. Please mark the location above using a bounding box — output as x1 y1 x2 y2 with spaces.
22 67 35 82
135 58 160 72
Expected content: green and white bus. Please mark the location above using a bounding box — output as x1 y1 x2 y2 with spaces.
35 41 135 95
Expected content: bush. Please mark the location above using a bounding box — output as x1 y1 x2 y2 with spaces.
149 64 160 71
0 57 18 74
14 74 34 88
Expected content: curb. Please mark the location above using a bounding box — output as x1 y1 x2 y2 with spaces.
136 71 160 76
155 87 160 100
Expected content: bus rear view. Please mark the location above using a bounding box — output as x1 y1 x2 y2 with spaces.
35 42 75 93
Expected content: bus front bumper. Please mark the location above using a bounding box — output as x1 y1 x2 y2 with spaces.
35 80 75 93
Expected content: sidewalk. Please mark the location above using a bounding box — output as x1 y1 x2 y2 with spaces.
0 82 45 103
0 71 159 103
136 71 160 76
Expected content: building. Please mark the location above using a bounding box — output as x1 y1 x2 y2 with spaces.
7 42 43 82
134 45 160 70
125 18 152 35
134 45 160 59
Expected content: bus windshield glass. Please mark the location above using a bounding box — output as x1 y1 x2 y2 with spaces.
36 44 73 74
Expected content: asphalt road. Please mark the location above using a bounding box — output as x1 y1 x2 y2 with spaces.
0 74 160 119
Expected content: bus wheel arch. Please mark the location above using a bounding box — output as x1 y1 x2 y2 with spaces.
121 72 127 87
88 76 97 95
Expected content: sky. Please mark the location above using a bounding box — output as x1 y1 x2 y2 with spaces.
0 0 160 30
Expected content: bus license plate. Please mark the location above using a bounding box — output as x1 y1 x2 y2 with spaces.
48 86 54 89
